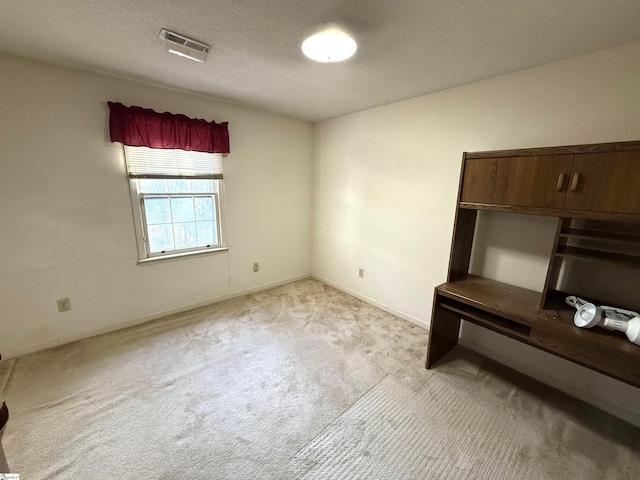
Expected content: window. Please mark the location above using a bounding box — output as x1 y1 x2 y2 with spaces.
124 146 227 262
108 101 230 262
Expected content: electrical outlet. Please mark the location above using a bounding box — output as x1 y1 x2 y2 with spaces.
253 262 260 272
358 268 364 278
57 297 71 313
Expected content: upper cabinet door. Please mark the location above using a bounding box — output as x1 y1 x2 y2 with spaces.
563 152 640 214
460 155 573 209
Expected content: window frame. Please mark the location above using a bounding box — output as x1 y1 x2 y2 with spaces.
123 148 228 265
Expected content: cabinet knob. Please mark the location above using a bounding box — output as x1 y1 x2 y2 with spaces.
556 173 566 191
570 173 581 192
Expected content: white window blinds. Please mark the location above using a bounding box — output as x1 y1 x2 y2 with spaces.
124 146 223 178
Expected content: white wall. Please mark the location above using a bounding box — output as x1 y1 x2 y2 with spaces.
312 41 640 425
3 41 640 424
0 53 312 359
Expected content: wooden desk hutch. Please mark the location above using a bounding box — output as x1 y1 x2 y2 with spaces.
426 140 640 388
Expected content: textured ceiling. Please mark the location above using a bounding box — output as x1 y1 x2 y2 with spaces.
1 1 640 121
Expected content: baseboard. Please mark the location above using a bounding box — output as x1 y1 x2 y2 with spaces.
7 273 312 360
459 337 640 428
312 274 429 330
226 274 311 297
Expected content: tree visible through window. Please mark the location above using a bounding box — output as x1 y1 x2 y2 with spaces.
139 179 221 254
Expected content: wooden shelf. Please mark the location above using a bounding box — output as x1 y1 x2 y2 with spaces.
432 276 640 388
437 275 540 326
458 202 640 223
555 245 640 270
440 302 532 339
559 228 640 245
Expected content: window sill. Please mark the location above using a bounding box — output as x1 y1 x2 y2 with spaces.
137 247 229 266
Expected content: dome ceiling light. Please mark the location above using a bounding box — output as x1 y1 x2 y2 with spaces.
301 23 357 63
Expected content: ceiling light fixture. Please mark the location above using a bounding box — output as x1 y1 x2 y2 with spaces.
301 23 357 63
159 28 210 63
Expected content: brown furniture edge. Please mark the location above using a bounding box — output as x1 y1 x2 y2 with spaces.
459 202 640 222
465 140 640 159
0 402 7 438
0 401 8 473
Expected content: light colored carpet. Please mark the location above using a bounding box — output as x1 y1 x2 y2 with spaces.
290 369 636 480
289 375 542 479
0 278 638 479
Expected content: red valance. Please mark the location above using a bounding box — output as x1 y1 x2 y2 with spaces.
107 102 230 154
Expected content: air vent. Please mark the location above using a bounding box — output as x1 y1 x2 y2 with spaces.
159 28 210 63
